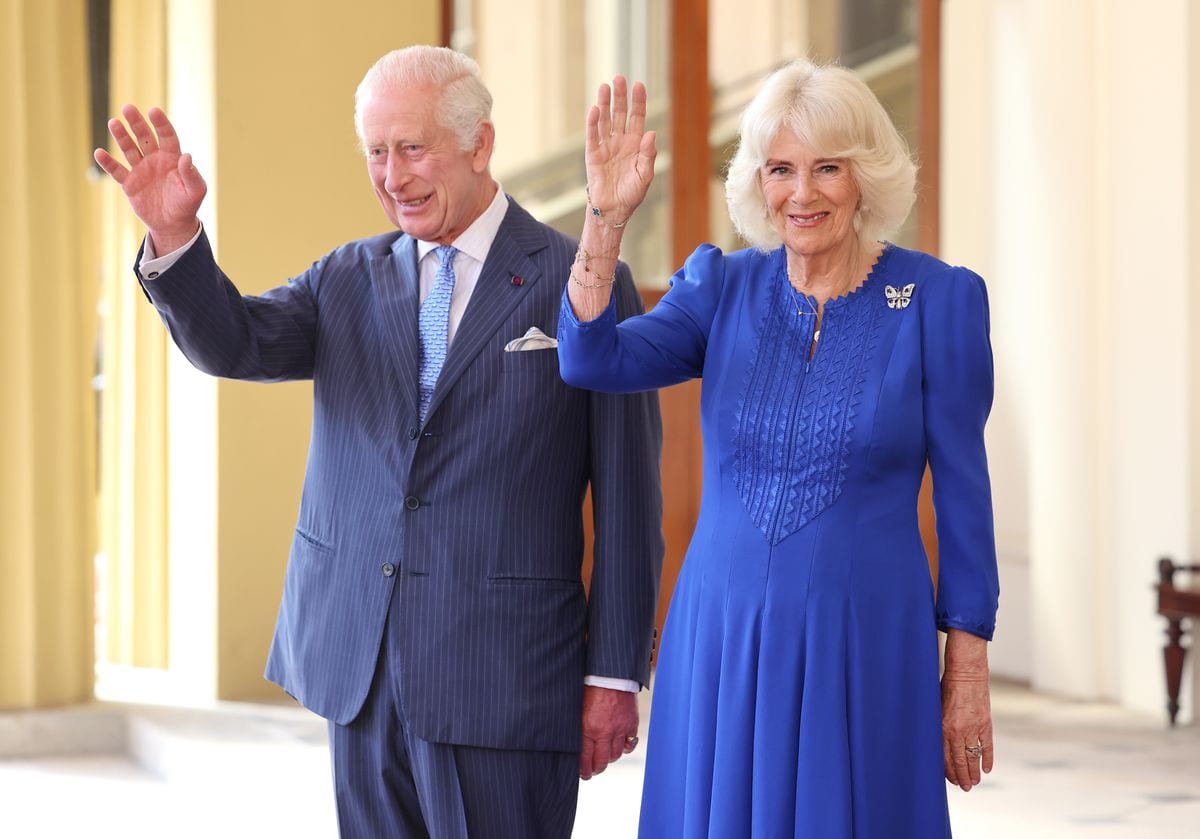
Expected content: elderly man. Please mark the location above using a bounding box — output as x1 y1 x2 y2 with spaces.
94 45 663 838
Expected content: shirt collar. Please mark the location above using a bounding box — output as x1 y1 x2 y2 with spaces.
416 183 508 265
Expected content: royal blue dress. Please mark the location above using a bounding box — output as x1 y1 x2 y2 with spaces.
558 243 999 839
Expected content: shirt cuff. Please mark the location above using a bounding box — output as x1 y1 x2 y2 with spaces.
139 222 204 280
584 675 640 693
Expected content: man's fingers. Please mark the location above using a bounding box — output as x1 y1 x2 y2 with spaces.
579 736 595 780
579 686 640 778
93 148 128 184
589 743 610 778
122 104 158 153
148 107 181 154
108 118 143 166
178 153 206 194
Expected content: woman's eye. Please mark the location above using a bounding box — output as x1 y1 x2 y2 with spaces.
816 164 840 175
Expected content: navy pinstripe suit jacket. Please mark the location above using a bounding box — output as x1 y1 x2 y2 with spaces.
140 198 664 752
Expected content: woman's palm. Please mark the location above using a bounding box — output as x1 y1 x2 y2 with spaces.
585 77 657 219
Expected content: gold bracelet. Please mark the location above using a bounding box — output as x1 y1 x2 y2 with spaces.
571 271 616 288
585 186 628 229
574 246 620 270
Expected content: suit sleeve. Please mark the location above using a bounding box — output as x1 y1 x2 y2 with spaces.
583 260 666 687
558 244 727 392
137 229 320 382
922 266 1000 640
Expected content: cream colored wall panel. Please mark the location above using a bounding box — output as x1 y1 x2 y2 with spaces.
940 0 1034 682
943 0 1199 717
1098 0 1191 717
1188 0 1200 728
479 0 557 176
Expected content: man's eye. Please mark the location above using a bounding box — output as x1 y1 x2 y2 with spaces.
368 148 385 158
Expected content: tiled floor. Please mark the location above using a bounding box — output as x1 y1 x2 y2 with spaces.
0 680 1196 838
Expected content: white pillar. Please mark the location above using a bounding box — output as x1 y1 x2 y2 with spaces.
1096 0 1192 715
942 0 1197 715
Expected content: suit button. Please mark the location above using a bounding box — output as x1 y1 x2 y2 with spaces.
382 563 395 577
407 427 419 440
404 496 421 511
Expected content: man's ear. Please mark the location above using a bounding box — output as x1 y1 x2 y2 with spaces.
472 122 496 173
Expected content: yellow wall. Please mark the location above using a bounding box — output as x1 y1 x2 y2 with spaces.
0 0 95 708
157 0 439 701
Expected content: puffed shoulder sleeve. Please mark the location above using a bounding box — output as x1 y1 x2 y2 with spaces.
558 243 727 393
922 266 1000 640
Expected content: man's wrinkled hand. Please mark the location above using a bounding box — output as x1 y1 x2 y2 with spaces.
93 105 205 254
579 685 639 780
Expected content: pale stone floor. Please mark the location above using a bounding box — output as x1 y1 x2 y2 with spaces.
1 680 1197 838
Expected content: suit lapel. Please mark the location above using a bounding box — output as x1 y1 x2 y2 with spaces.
368 236 421 420
424 200 548 421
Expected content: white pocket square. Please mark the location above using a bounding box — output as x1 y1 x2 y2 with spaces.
504 326 558 352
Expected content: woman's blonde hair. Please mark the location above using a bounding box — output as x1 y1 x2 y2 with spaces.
725 59 916 251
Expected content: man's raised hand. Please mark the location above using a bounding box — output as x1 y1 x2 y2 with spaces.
93 105 206 254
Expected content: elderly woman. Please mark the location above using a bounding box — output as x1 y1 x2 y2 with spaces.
558 59 999 838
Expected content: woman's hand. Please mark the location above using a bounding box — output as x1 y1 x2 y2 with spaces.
93 105 206 254
941 629 994 791
584 76 657 226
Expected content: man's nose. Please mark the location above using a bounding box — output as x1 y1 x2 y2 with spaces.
384 154 410 193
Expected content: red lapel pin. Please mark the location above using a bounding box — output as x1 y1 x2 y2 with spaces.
511 275 524 286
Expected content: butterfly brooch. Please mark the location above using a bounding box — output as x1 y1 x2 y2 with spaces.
884 283 915 310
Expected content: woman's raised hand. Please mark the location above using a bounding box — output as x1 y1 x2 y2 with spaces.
584 76 657 228
93 105 206 254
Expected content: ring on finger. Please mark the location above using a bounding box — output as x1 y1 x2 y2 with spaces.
964 743 985 757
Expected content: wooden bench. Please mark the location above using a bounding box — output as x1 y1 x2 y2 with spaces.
1157 557 1200 726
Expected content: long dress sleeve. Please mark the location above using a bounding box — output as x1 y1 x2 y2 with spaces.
921 266 1000 640
558 244 728 393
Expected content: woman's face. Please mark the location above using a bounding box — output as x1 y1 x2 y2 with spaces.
759 127 861 258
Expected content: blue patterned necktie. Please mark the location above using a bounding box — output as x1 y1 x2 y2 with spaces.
418 245 458 422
